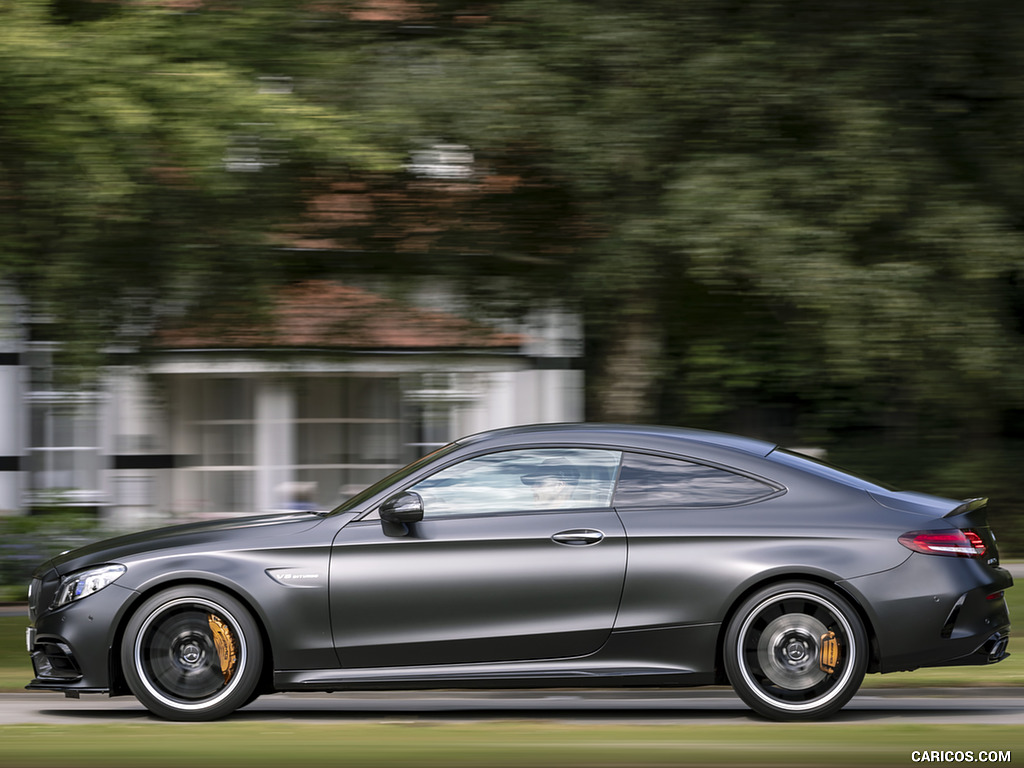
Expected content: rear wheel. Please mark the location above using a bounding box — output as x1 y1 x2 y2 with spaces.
723 582 867 721
121 586 263 721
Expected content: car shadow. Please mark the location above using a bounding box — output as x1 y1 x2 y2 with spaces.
233 704 1018 724
32 688 1024 724
37 704 1014 725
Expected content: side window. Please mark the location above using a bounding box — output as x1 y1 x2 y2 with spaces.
410 448 622 519
614 453 778 509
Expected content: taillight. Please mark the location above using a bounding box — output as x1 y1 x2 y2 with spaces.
899 530 987 558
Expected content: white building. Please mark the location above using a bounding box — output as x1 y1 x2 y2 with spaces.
0 281 583 525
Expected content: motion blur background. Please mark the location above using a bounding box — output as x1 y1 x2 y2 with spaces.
3 0 1024 596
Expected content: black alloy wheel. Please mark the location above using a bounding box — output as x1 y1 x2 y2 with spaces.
724 581 868 721
121 586 263 721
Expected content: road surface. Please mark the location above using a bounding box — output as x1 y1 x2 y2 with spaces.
1 688 1022 725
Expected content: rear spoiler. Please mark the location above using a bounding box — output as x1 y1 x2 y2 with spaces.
944 497 988 518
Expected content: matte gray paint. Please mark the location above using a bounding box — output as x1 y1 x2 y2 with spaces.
330 509 627 667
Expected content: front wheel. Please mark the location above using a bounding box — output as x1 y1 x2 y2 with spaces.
121 586 263 721
723 582 867 721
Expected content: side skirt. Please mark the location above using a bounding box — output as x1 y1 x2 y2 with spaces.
275 623 721 692
274 661 712 691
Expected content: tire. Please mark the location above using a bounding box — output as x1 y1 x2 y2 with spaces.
723 581 867 721
121 586 263 721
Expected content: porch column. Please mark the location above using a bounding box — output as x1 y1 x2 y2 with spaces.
255 379 295 512
0 289 24 514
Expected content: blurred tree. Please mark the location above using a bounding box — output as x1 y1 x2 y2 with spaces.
295 0 1024 453
0 0 397 372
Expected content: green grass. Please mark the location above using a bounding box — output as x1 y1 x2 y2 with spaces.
0 613 30 690
0 722 1021 768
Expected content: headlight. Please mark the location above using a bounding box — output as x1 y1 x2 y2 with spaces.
52 564 127 608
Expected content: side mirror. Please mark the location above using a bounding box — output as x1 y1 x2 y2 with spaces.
379 491 423 537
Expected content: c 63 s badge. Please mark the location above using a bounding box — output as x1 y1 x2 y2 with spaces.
265 568 324 587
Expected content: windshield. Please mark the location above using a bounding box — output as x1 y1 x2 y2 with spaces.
327 442 461 515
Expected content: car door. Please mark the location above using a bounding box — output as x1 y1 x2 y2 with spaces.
329 447 626 668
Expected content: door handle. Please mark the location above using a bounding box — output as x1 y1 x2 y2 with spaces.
551 529 605 546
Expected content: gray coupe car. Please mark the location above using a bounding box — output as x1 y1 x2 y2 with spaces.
26 423 1012 721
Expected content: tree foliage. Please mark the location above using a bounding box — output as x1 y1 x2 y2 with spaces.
394 2 1024 441
0 0 396 367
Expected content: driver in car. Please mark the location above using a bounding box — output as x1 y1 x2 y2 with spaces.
521 460 580 508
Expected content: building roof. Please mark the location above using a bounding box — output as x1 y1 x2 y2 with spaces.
158 280 524 351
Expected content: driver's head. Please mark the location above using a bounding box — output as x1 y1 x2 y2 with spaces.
521 460 579 503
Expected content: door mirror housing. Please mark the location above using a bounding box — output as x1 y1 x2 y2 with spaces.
380 491 424 523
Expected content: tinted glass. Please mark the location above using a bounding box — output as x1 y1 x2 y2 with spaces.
411 448 622 518
614 453 777 508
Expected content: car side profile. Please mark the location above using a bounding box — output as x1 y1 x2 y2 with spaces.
26 423 1012 721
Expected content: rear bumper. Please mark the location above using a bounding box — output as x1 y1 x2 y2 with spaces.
840 556 1012 674
954 631 1011 666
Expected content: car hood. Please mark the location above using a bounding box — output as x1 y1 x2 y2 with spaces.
40 512 324 577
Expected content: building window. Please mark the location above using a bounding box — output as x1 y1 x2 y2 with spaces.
24 343 104 509
403 372 479 453
174 378 256 514
170 375 441 514
27 401 103 508
295 376 404 509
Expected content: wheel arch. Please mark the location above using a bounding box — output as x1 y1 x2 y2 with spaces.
712 571 881 684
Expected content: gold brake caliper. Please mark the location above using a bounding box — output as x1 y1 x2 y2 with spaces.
207 614 238 685
819 630 839 674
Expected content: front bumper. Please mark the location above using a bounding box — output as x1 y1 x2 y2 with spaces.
26 582 137 695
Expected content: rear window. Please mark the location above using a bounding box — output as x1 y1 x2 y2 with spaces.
613 452 780 508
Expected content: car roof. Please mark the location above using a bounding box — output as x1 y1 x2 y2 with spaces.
455 422 778 458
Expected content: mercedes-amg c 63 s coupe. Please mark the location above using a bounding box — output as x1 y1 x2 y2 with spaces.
26 424 1012 721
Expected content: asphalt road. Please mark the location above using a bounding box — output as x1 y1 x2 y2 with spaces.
2 688 1023 725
